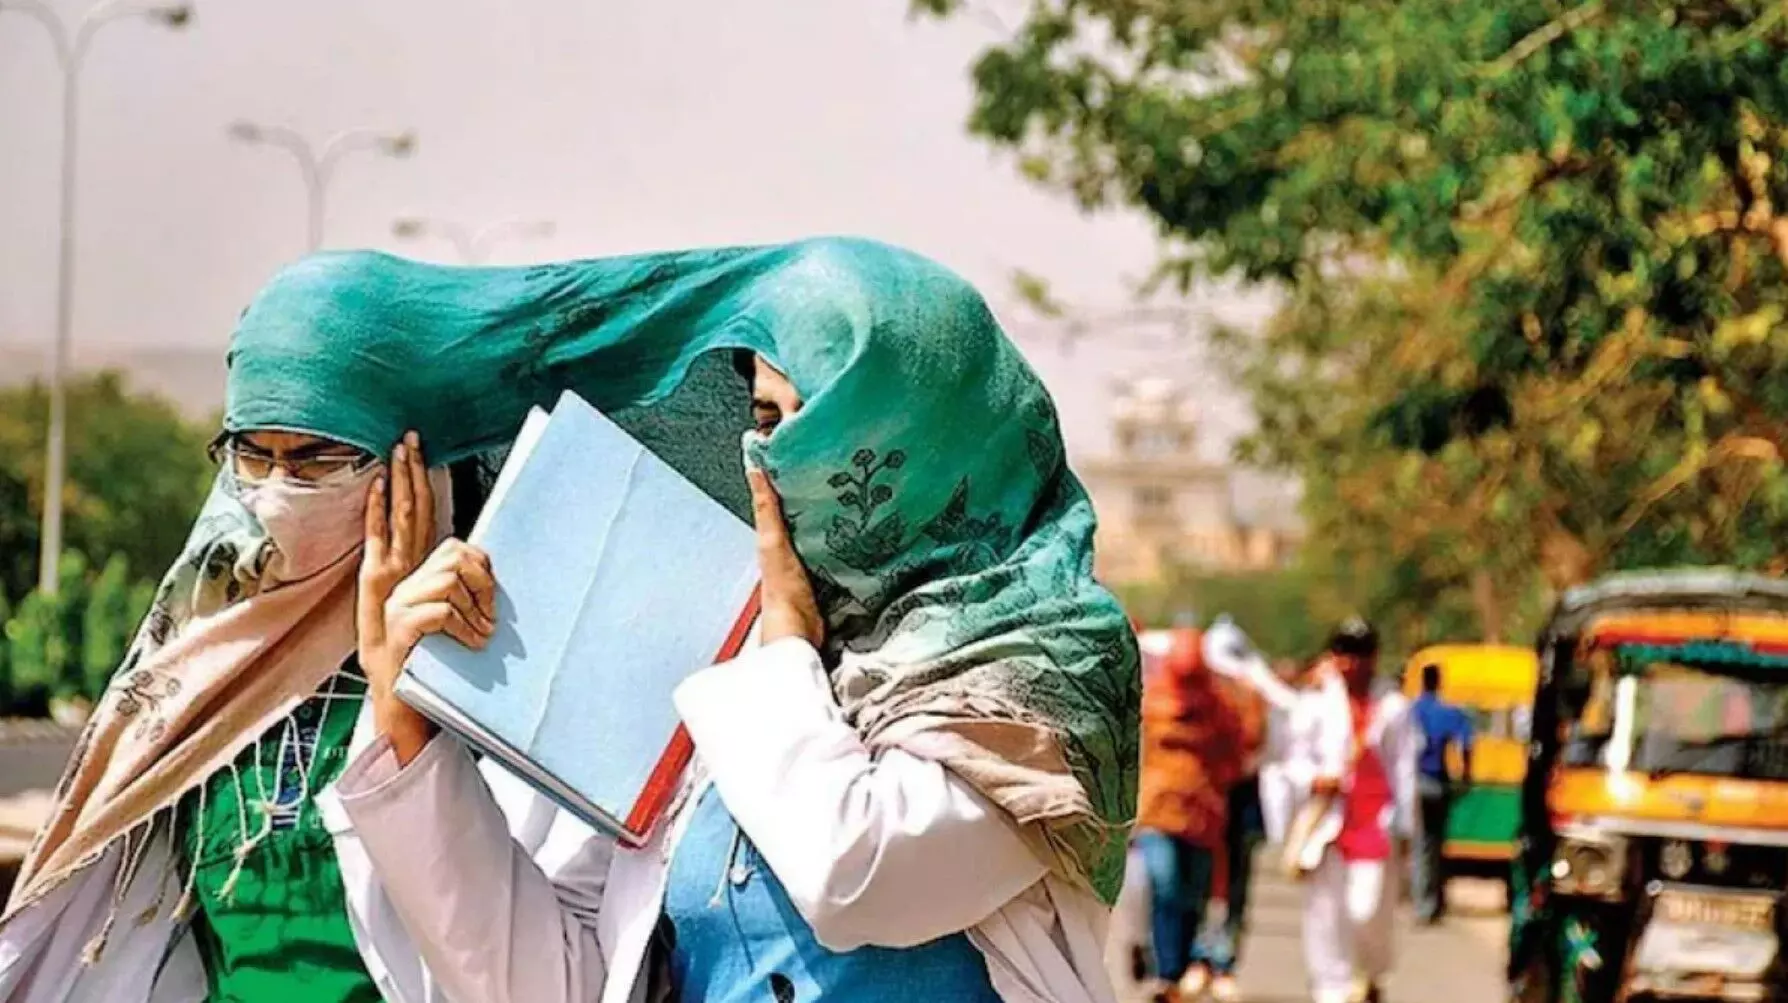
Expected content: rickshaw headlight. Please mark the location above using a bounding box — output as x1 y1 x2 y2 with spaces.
1703 842 1731 876
1660 839 1695 880
1553 833 1627 900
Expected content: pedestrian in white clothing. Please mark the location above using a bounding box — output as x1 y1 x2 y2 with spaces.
1257 658 1307 847
1282 620 1419 1003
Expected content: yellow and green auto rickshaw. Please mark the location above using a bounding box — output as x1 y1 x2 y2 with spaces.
1403 644 1539 877
1509 570 1788 1003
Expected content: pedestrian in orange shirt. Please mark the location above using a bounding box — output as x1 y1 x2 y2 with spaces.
1185 619 1298 1001
1133 621 1279 1002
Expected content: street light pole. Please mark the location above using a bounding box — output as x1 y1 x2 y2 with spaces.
390 216 557 264
227 123 417 252
0 0 194 597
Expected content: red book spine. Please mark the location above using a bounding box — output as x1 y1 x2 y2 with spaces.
621 586 763 843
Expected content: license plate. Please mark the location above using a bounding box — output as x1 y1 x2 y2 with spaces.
1655 890 1777 932
1634 906 1777 987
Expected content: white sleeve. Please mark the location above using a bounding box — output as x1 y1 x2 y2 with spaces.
1202 619 1297 713
1251 671 1300 714
1287 688 1352 794
673 639 1050 952
1282 696 1321 795
332 735 612 1003
1390 702 1422 838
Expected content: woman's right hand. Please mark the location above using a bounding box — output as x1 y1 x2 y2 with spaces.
357 432 498 764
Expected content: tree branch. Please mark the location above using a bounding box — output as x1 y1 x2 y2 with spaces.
1676 209 1788 269
1715 3 1788 55
1481 2 1607 78
1611 434 1782 538
1458 155 1594 222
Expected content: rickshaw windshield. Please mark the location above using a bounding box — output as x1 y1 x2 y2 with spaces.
1560 643 1788 780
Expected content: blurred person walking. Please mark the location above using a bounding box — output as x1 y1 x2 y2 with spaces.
1132 621 1274 1002
1283 620 1419 1003
1409 662 1473 924
1257 657 1310 848
1181 619 1297 1002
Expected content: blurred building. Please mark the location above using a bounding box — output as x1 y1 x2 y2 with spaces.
1081 377 1301 585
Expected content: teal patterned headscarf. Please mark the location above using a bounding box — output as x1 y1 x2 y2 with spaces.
226 238 1140 900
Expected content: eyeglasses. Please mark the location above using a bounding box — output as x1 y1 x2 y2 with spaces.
211 437 375 485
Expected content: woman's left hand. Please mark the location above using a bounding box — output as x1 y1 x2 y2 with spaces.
748 469 825 650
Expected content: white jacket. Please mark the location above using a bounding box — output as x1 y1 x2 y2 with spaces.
0 639 1113 1003
1283 671 1420 874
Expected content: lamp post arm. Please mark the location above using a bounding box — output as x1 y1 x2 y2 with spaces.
0 0 72 66
74 0 186 66
316 128 406 179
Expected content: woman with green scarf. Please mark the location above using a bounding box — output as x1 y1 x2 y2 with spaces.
0 237 1139 1003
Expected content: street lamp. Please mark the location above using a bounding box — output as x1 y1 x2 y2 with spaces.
226 122 417 252
391 216 557 264
0 0 195 597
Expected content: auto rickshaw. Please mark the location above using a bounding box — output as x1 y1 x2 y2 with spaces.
1509 570 1788 1003
1402 644 1538 881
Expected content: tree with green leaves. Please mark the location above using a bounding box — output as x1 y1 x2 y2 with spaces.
0 373 210 713
3 594 58 715
82 554 142 702
0 372 214 603
4 553 88 714
918 0 1788 643
1 551 162 714
0 589 12 713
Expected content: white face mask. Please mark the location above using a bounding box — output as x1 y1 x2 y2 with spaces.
235 465 380 584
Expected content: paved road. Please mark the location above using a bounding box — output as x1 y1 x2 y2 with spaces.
1109 859 1511 1003
0 720 78 793
0 722 76 899
0 729 75 798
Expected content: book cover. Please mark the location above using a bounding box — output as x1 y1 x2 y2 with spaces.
396 390 760 844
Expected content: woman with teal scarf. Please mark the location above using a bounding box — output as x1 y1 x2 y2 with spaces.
0 237 1138 1003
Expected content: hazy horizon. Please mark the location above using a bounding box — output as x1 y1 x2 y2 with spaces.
1 0 1290 513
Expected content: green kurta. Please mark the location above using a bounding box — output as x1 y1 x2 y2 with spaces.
180 675 379 1003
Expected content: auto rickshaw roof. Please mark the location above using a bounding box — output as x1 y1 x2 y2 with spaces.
1401 644 1539 704
1546 569 1788 640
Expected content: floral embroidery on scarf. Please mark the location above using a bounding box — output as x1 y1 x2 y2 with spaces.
114 670 182 742
829 448 905 526
823 448 909 574
100 518 265 747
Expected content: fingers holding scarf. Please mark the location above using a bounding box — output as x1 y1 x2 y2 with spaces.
749 468 824 651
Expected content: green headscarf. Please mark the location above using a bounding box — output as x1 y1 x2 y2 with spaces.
226 237 1140 900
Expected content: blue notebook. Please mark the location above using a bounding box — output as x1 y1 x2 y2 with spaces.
396 390 760 845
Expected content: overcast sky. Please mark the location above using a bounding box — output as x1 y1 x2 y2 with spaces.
0 0 1276 465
